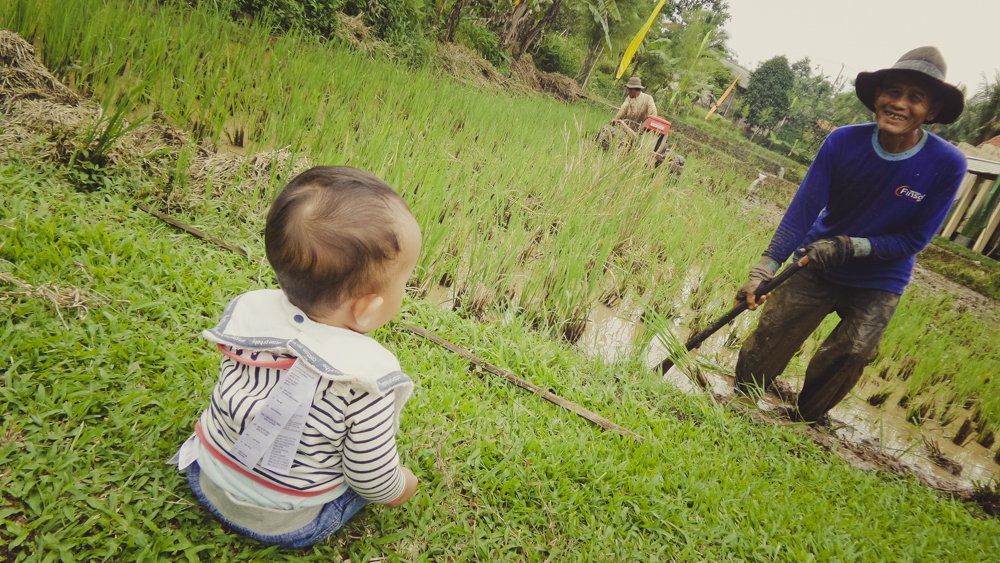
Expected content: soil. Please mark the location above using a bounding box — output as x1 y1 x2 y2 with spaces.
910 263 999 320
0 30 310 203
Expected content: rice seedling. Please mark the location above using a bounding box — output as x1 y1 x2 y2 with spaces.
1 0 996 434
5 160 1000 559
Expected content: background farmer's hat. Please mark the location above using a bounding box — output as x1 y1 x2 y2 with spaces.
625 76 645 90
854 46 964 124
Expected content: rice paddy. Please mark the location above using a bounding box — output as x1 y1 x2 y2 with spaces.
12 0 994 436
3 158 999 559
1 0 998 557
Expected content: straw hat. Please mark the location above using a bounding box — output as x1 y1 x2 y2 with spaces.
625 76 645 90
854 46 964 124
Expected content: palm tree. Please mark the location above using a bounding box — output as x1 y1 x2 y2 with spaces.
662 10 726 112
969 72 1000 145
939 72 1000 145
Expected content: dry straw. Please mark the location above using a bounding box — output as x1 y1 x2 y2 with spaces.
0 30 308 200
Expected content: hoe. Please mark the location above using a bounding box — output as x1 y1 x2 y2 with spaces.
659 255 810 379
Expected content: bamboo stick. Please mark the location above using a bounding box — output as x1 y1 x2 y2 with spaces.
137 203 249 258
401 323 644 442
972 177 1000 253
940 174 981 238
137 205 643 442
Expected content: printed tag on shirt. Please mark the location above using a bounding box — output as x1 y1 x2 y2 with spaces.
230 361 318 470
169 433 199 470
260 394 312 473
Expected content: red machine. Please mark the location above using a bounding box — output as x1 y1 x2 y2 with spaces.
595 115 684 173
642 116 672 136
643 116 673 157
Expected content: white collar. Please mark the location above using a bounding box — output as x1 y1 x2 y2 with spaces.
203 289 411 395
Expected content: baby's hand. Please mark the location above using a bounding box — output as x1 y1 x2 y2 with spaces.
386 466 418 507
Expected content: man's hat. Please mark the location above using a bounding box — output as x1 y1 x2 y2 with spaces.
625 76 645 90
854 46 964 124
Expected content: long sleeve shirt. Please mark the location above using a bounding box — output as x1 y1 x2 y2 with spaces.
192 289 414 509
764 123 966 294
197 347 406 507
614 92 657 123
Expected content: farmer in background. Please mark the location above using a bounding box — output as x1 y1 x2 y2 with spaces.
612 76 658 131
734 47 966 423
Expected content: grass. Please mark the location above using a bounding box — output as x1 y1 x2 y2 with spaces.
1 0 778 328
671 106 810 183
918 237 1000 300
3 159 1000 559
2 0 998 435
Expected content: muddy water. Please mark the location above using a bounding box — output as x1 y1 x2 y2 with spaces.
577 301 999 490
423 280 997 489
424 283 458 310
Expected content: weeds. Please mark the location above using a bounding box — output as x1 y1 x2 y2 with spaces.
0 0 996 443
65 101 148 190
2 161 999 557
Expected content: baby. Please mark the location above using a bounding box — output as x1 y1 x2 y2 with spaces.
174 166 421 548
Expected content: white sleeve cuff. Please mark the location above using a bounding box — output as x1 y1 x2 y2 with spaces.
850 237 872 258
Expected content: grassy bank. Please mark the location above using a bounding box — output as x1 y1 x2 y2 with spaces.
919 237 1000 300
2 0 998 436
671 107 809 184
3 159 998 559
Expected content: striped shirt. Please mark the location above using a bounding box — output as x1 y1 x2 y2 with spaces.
197 346 406 505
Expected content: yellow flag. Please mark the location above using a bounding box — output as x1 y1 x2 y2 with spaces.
706 76 740 119
616 0 668 80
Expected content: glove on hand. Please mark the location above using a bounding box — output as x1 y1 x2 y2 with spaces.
803 235 854 271
736 257 779 309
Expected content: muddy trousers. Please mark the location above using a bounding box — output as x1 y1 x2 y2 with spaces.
734 269 900 422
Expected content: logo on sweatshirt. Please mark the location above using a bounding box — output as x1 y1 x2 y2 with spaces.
895 185 925 202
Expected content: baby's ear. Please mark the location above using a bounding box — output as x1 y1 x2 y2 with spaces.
351 293 385 333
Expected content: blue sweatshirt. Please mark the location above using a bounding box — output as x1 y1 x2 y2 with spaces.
765 123 967 294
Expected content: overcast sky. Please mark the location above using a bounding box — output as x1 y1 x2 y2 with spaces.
723 0 999 97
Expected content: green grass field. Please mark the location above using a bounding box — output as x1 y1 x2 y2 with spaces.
2 0 996 435
1 0 999 558
2 158 998 560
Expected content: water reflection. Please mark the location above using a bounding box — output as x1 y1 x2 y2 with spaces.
578 301 998 490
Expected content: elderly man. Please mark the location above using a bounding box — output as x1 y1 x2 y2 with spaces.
612 76 657 131
734 46 967 423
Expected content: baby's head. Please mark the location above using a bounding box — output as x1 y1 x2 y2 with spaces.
265 166 421 333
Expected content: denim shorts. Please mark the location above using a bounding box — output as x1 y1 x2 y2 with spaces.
186 461 368 549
